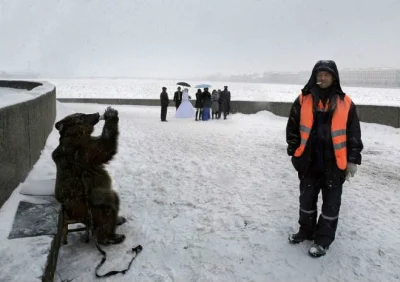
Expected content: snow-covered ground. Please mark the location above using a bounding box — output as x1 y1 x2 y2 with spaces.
46 78 400 107
0 186 56 282
2 101 398 281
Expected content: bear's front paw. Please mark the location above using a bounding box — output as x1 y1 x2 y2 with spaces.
103 106 119 120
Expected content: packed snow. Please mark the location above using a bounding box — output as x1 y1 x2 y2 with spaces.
48 78 400 107
0 184 56 282
0 82 55 109
1 78 400 281
1 100 398 281
0 87 35 108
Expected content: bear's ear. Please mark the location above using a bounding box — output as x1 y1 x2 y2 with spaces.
55 121 63 131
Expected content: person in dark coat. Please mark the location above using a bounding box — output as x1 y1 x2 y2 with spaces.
160 87 169 122
286 60 363 257
202 88 212 121
217 89 222 119
173 87 183 110
226 86 231 115
219 86 231 120
195 89 203 121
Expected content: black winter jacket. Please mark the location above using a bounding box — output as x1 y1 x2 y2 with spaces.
160 91 169 107
286 60 363 174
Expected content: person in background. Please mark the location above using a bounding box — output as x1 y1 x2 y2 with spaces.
175 88 195 118
286 60 363 257
195 89 203 121
219 86 231 120
211 90 219 119
202 88 212 121
226 86 231 115
160 86 169 122
217 89 222 119
173 86 183 110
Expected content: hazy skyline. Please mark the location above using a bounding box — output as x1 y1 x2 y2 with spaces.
0 0 399 78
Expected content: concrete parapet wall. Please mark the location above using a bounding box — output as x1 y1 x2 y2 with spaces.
0 81 56 208
56 98 400 128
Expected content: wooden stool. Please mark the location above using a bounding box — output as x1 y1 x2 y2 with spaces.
62 207 90 245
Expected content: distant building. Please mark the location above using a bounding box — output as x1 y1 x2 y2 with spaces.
340 68 400 87
261 68 400 88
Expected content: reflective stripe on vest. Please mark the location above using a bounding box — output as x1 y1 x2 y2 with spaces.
293 93 352 170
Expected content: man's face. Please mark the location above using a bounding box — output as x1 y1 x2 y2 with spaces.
316 71 334 88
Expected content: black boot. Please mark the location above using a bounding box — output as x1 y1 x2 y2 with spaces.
195 111 198 121
308 244 329 257
288 231 315 244
212 112 215 119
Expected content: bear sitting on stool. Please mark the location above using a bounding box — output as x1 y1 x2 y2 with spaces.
52 106 126 245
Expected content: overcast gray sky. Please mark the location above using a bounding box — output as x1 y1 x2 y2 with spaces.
0 0 399 78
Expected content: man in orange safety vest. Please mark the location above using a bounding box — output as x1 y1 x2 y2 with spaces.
286 60 363 257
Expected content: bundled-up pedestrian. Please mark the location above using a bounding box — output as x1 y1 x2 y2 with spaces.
286 60 363 257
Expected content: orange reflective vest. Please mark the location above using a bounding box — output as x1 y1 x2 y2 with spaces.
293 94 352 170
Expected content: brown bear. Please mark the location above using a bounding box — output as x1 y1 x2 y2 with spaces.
52 106 126 245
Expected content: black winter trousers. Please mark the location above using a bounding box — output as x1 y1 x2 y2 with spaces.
298 170 344 247
161 105 168 121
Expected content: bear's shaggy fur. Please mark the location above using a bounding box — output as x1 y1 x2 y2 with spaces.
52 107 125 245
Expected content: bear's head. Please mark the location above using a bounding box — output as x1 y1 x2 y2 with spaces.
55 112 100 137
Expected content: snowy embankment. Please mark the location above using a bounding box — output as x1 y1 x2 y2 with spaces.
50 102 399 282
1 100 399 281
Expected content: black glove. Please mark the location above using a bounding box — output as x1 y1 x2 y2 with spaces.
287 146 295 156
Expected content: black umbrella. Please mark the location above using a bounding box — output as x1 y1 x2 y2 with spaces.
177 82 191 87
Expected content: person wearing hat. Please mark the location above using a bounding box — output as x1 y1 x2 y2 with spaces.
286 60 363 257
160 87 169 122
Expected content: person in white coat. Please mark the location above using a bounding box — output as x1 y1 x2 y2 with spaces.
175 88 195 118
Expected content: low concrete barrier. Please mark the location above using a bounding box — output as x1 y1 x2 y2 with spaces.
356 104 400 128
0 80 56 208
57 98 400 128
